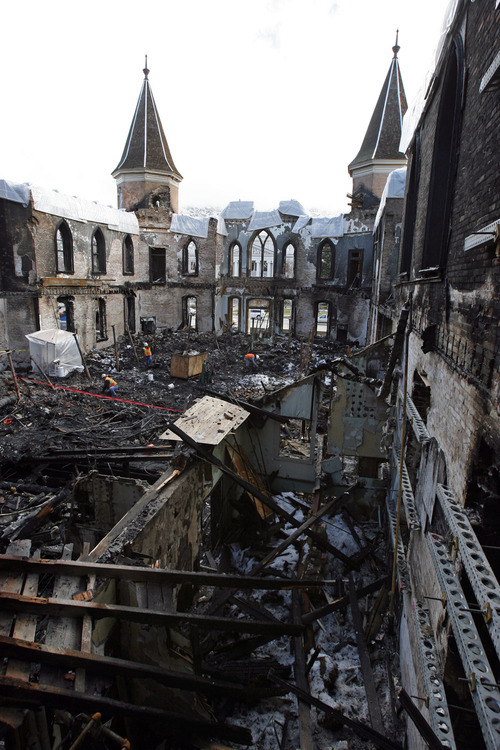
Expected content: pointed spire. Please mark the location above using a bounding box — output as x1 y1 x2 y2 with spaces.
392 29 400 58
348 39 408 197
113 62 182 180
143 54 149 79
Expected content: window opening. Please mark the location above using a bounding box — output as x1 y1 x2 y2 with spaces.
150 248 166 284
247 299 270 335
279 418 312 459
250 231 274 278
283 243 295 278
184 296 197 330
230 243 241 277
123 234 134 274
91 229 106 274
57 296 75 332
315 302 329 338
347 250 363 288
95 298 107 341
318 240 335 280
55 221 74 274
281 298 293 333
125 297 136 334
183 240 198 276
228 297 240 330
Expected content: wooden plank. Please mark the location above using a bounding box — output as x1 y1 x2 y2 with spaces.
347 574 384 735
0 540 31 636
292 590 314 750
227 444 273 519
0 554 321 590
6 551 40 682
0 675 252 745
160 395 248 444
0 592 302 636
0 635 248 697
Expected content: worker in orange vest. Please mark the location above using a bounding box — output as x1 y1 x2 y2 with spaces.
143 342 152 367
102 374 118 396
245 352 258 369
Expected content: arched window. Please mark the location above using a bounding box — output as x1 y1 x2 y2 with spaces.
247 299 270 334
249 231 275 278
347 250 363 288
55 221 74 274
123 234 134 275
183 240 198 276
91 228 106 274
229 242 241 277
184 296 197 330
422 36 464 270
317 241 335 280
283 243 295 278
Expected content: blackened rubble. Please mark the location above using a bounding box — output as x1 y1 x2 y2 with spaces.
0 329 406 749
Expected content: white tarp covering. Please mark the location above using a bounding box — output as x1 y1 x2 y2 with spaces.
373 168 407 232
0 179 31 207
292 215 311 232
309 215 344 238
26 329 84 377
170 214 210 238
31 185 139 234
279 199 308 217
247 210 282 232
220 201 254 220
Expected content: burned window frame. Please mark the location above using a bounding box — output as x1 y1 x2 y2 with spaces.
315 300 330 338
229 241 241 277
317 240 335 281
283 242 296 279
95 297 107 341
124 296 136 334
248 230 276 279
183 239 198 276
149 247 166 285
347 249 363 288
122 234 135 275
91 228 106 275
183 295 197 330
421 35 464 272
55 220 74 274
228 295 241 330
280 298 294 334
57 295 75 332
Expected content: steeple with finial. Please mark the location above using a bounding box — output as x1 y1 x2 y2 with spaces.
112 58 182 213
348 33 407 201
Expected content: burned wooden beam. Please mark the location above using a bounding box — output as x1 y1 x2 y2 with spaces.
164 419 356 564
347 574 384 735
378 303 410 400
0 634 249 698
0 554 323 591
301 575 390 625
397 688 447 750
267 670 403 750
0 591 302 636
0 675 252 745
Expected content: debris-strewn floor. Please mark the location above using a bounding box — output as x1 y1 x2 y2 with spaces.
0 330 403 749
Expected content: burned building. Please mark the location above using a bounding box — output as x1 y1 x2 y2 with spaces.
369 1 500 747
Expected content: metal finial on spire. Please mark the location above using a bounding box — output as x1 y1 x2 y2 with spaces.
392 30 400 58
143 55 149 79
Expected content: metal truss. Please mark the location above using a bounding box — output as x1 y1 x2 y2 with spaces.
413 599 456 748
405 393 431 444
427 532 500 750
436 483 500 661
386 490 410 591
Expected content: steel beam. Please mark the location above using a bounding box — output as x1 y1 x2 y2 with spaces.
427 532 500 750
436 484 500 661
405 394 430 444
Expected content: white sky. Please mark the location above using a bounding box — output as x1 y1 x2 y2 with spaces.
1 0 450 216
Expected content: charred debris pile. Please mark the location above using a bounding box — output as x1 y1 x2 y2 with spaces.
0 330 406 750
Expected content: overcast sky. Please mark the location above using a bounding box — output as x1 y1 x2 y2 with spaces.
1 0 450 216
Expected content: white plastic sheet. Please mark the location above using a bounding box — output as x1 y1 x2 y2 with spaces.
0 179 31 207
170 214 210 238
247 210 282 232
220 201 254 220
279 200 308 217
373 168 407 232
310 215 344 238
26 329 84 377
31 185 139 234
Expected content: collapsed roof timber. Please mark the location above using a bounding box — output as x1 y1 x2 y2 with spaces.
1 1 499 748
